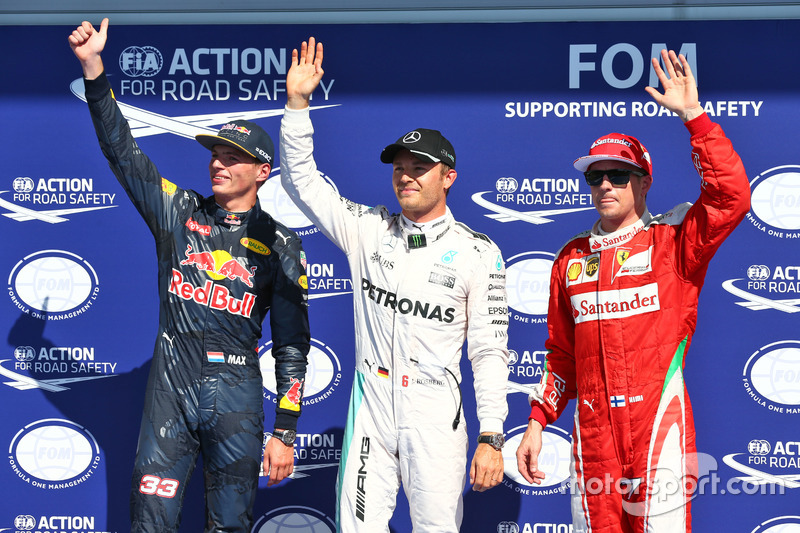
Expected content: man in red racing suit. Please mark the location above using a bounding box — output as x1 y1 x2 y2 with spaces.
515 51 750 532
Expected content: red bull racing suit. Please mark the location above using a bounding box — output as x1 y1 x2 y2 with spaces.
279 107 509 532
84 72 310 532
529 114 750 532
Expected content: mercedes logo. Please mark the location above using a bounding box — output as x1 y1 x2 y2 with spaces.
402 131 421 143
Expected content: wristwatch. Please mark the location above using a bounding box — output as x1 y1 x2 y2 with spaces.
272 429 297 446
477 432 505 451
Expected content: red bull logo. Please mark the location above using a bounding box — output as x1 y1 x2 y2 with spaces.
181 245 216 271
180 245 257 287
218 258 256 287
279 377 303 411
221 123 251 135
169 269 256 318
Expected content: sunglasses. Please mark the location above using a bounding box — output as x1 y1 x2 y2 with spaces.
584 169 645 187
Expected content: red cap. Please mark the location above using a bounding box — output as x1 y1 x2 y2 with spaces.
573 133 652 176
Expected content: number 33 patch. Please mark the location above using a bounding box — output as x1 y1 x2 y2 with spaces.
139 475 180 498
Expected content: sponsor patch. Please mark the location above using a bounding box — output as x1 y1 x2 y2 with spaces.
241 237 271 255
279 377 303 411
571 283 660 323
186 218 211 236
565 254 600 287
224 213 242 225
161 178 177 195
429 271 456 288
408 234 427 249
589 222 645 251
611 245 653 281
567 262 583 282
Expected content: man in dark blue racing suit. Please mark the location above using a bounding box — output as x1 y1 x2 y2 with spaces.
69 18 310 532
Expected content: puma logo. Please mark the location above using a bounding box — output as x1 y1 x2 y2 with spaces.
583 399 595 412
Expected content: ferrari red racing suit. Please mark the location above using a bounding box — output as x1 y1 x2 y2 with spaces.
529 113 750 532
280 107 509 532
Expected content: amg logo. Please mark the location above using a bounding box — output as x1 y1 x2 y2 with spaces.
356 436 370 521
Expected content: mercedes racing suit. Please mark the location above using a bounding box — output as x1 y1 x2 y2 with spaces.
84 72 310 533
280 107 509 532
529 113 750 533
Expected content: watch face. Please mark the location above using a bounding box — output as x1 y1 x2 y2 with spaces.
281 429 297 444
479 433 504 449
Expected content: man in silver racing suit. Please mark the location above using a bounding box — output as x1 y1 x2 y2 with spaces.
279 39 510 532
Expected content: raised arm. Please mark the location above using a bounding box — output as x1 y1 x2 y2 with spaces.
286 37 324 110
68 18 108 80
645 49 704 123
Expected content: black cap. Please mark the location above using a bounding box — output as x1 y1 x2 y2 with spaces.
380 128 456 168
196 120 274 165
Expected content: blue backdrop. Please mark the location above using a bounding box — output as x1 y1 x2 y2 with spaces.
1 19 798 533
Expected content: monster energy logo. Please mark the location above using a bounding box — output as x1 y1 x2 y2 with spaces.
408 234 427 249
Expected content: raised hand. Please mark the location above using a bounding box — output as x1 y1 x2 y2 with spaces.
68 18 108 79
286 37 324 110
645 49 703 123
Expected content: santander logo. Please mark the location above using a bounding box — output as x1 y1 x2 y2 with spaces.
571 283 660 323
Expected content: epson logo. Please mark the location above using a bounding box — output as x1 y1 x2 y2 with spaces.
742 340 800 413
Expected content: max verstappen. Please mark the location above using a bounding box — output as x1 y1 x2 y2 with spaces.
515 50 750 532
69 19 309 532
